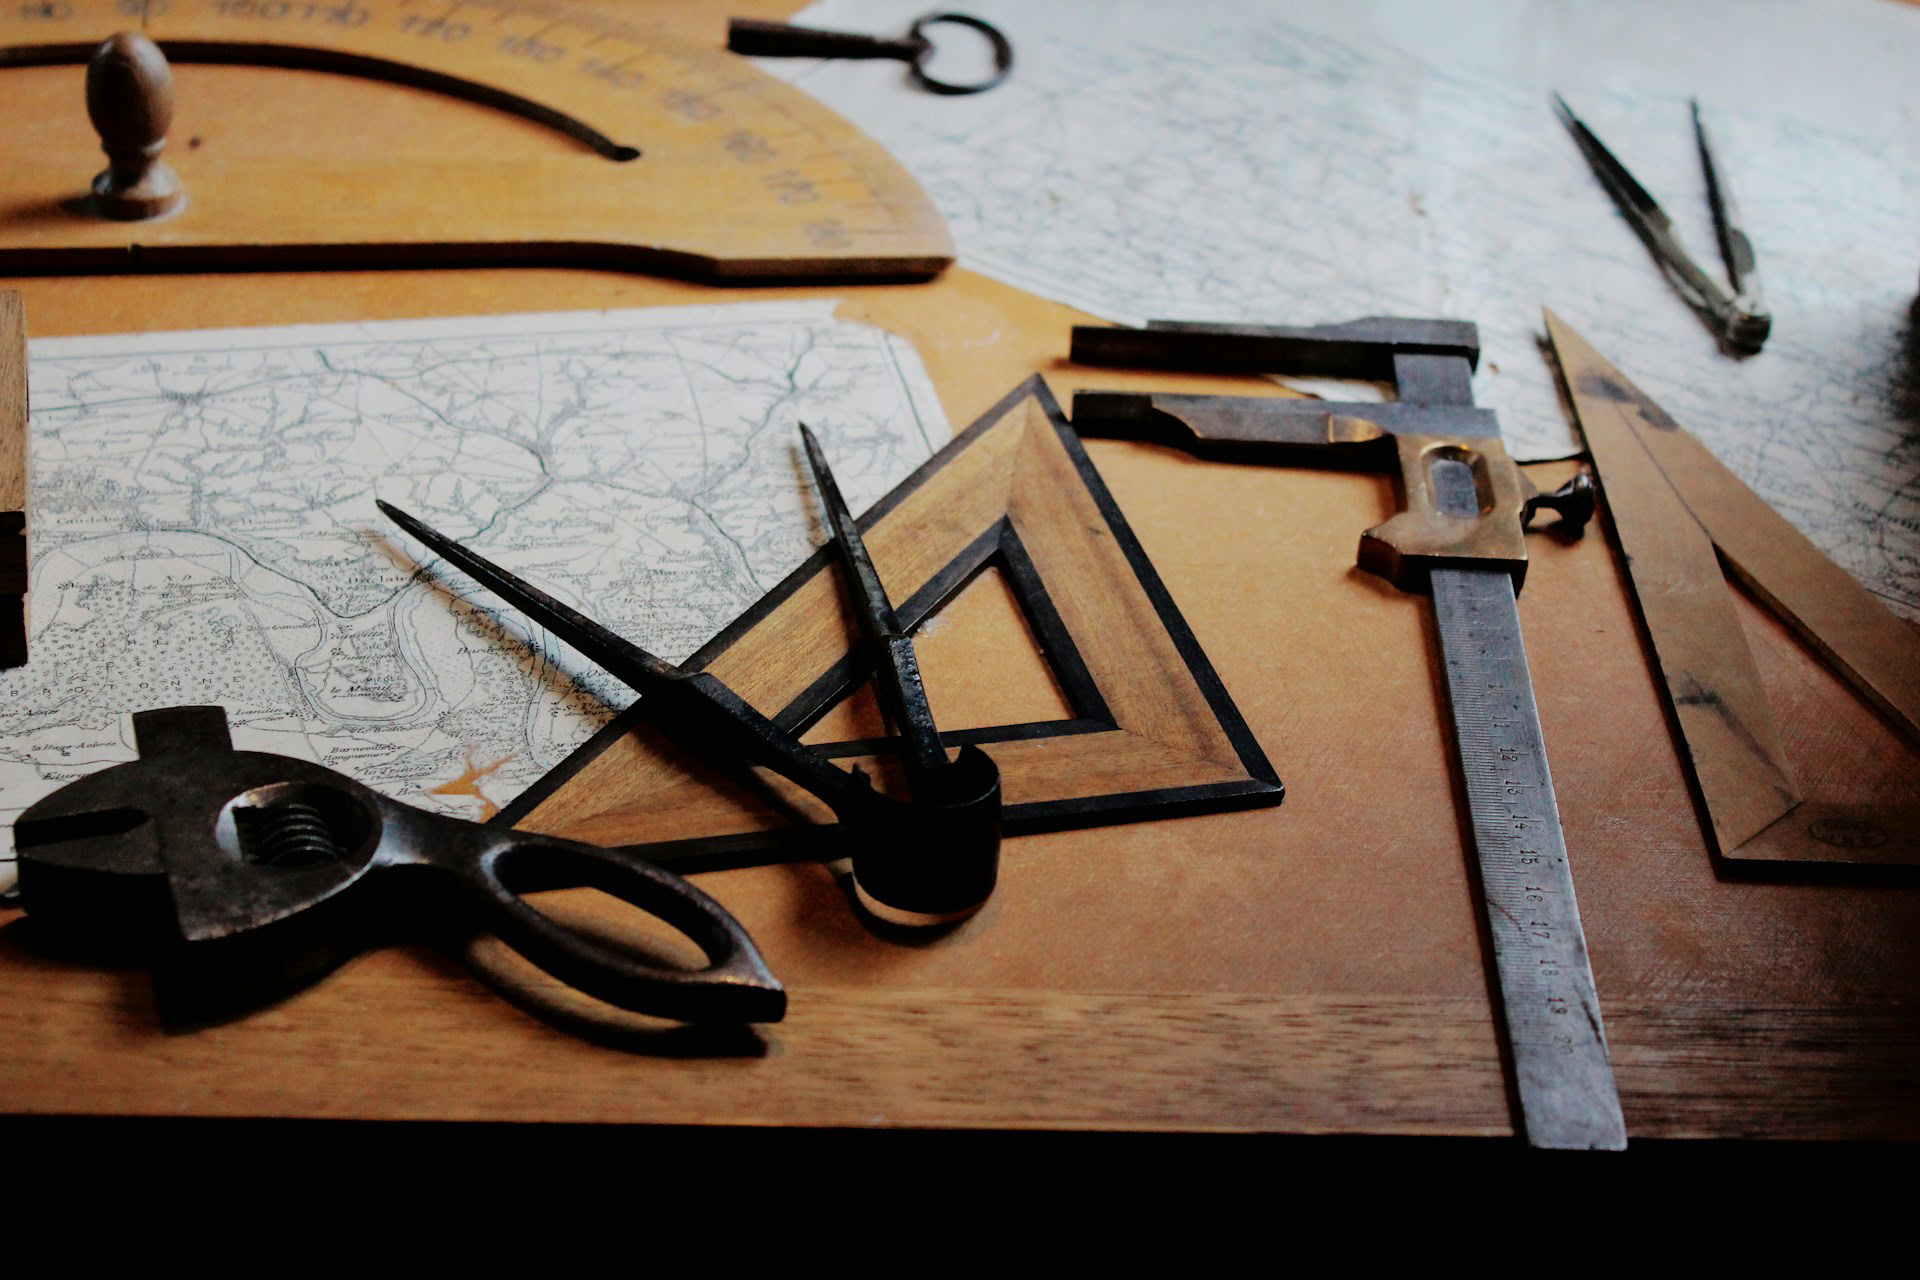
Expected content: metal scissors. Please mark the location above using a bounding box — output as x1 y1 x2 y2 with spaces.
729 11 1014 95
14 704 786 1027
1554 94 1770 353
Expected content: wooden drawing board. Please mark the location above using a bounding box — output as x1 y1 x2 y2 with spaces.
0 0 951 280
1 0 1918 1141
504 377 1282 861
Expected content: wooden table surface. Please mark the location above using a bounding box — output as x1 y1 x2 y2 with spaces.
4 1 1918 1140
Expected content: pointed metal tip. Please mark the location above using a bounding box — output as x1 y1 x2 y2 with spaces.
797 422 831 477
798 422 843 502
375 499 436 543
375 502 474 571
1550 90 1575 122
376 498 419 531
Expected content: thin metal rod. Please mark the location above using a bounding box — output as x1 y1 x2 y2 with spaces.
1692 99 1762 306
798 425 950 779
377 500 866 808
1552 93 1664 225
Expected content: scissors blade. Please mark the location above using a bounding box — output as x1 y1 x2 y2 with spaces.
1553 93 1759 349
798 424 950 779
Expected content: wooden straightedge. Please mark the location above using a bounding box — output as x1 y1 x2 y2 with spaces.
1548 310 1920 868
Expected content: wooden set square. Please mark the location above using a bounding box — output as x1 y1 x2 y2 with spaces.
500 377 1282 868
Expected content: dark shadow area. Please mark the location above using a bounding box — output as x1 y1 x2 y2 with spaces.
455 932 771 1059
4 1114 1909 1195
1895 294 1920 429
823 857 978 947
1 907 152 969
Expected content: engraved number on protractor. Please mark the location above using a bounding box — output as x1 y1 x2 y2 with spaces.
0 0 952 278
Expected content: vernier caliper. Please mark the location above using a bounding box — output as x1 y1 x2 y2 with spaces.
1072 316 1623 1150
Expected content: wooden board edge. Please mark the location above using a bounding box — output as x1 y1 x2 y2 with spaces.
1547 309 1920 872
5 984 1912 1139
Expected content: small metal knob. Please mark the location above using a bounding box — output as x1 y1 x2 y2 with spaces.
85 32 185 221
1525 470 1596 535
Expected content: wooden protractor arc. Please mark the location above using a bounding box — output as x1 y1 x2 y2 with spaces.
0 0 952 279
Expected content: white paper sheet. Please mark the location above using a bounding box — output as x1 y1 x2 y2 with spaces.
765 0 1920 619
0 300 948 890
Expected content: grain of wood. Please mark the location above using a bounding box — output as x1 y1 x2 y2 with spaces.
1547 309 1798 853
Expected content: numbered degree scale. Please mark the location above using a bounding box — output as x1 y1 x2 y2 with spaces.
0 0 952 278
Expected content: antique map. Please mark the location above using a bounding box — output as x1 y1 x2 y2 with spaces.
0 301 948 889
768 0 1920 619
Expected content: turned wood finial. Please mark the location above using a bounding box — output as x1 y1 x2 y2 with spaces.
85 32 185 220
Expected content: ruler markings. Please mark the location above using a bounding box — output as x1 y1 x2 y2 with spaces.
1431 566 1625 1150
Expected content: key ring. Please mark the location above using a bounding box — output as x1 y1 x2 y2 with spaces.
904 13 1014 95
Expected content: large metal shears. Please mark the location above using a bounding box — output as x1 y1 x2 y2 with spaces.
14 704 787 1025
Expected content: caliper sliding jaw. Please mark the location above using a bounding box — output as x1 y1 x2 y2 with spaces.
1072 318 1591 588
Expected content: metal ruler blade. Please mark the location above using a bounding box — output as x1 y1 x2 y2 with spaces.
1430 566 1626 1151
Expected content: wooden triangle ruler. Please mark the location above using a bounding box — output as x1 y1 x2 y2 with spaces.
499 377 1282 869
1547 309 1920 867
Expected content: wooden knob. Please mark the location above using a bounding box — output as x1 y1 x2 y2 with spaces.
85 32 184 220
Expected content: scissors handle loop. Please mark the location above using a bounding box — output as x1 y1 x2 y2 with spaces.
422 822 786 1024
